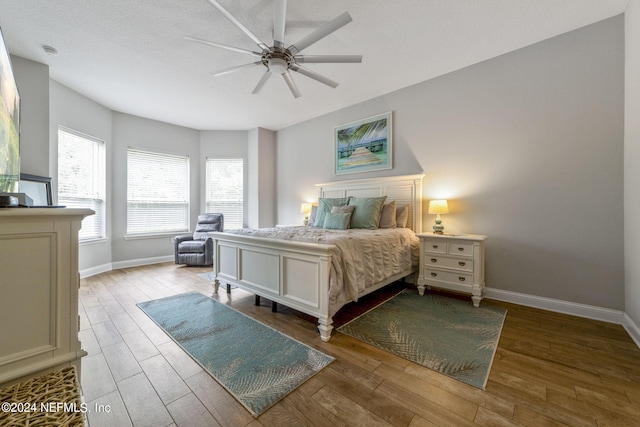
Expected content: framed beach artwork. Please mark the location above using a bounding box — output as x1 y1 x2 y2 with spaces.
334 112 392 175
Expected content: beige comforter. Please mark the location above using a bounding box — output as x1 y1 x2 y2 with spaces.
225 226 419 316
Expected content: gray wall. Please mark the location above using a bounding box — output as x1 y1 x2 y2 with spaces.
49 80 113 270
199 130 249 226
276 16 625 310
625 0 640 326
111 112 200 264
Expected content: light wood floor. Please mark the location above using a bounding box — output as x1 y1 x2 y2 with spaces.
79 263 640 427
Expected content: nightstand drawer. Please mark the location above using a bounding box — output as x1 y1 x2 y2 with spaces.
424 256 473 272
423 239 447 254
448 242 474 257
425 269 473 285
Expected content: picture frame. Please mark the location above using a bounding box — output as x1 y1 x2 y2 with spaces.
19 173 52 206
0 25 21 193
334 112 392 175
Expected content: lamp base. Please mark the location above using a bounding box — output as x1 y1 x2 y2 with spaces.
433 215 444 234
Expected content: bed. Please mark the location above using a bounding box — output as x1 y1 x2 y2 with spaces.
208 174 424 341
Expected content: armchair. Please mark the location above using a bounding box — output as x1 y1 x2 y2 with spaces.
174 213 223 266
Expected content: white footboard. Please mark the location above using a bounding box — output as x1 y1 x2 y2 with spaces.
210 231 337 341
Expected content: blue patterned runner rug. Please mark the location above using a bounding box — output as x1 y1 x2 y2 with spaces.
337 290 506 389
137 292 334 416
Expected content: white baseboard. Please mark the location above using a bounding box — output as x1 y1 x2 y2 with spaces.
111 255 174 271
485 287 625 324
79 263 112 279
623 313 640 348
80 255 173 278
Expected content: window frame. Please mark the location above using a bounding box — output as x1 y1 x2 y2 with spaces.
57 126 106 243
205 157 244 230
126 147 190 237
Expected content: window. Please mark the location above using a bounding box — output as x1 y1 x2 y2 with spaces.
127 148 189 235
206 158 243 229
57 127 106 241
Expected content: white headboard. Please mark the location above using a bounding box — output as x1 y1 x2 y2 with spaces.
315 174 424 233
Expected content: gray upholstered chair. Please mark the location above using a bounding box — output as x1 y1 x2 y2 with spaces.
173 213 223 266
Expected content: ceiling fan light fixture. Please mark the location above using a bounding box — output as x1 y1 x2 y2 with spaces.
268 57 289 75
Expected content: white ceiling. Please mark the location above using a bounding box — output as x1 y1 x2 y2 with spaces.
0 0 629 131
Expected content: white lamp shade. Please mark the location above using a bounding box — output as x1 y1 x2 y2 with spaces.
428 199 449 215
300 203 313 214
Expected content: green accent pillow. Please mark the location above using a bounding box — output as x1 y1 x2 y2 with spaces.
323 212 352 230
313 197 348 227
348 196 387 229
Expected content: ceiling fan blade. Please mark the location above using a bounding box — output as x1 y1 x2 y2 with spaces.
205 0 270 51
287 12 353 55
273 0 287 46
184 36 262 57
294 54 362 64
282 71 301 98
290 64 338 88
211 62 262 77
252 70 271 94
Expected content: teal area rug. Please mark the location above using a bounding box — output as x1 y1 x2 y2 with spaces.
137 292 334 416
337 290 506 389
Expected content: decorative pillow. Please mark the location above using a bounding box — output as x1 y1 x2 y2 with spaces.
314 197 348 227
330 205 355 228
396 204 409 228
347 196 387 229
309 205 318 225
322 212 352 230
378 200 397 228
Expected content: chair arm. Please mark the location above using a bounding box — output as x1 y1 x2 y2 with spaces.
173 234 194 244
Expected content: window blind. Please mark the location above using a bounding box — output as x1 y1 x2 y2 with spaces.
127 149 190 234
206 158 243 229
58 127 106 241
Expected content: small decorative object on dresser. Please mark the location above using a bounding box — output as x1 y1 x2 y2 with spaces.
416 233 488 307
427 199 449 234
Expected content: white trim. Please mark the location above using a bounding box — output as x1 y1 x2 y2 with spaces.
112 255 174 271
485 287 624 324
80 263 112 279
81 256 174 278
623 313 640 348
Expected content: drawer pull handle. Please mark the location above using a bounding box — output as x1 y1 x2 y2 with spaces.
431 258 437 263
432 245 438 249
431 272 437 277
458 247 465 252
459 262 466 266
459 277 466 282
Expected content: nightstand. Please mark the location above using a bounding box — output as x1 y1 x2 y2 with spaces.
416 233 488 307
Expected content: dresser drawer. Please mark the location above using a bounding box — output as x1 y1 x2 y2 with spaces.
424 256 473 272
448 242 474 257
423 239 447 254
425 269 473 285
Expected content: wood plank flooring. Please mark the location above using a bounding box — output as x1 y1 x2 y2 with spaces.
79 263 640 427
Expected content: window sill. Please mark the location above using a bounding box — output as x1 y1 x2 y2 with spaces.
124 232 186 241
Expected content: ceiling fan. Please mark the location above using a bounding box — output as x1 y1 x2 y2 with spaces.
185 0 363 98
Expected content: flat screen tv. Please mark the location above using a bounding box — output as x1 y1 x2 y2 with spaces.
0 24 20 193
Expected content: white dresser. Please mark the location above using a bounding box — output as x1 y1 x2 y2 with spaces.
416 233 488 307
0 208 93 386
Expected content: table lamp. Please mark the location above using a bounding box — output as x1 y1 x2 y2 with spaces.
301 203 312 225
428 199 449 234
